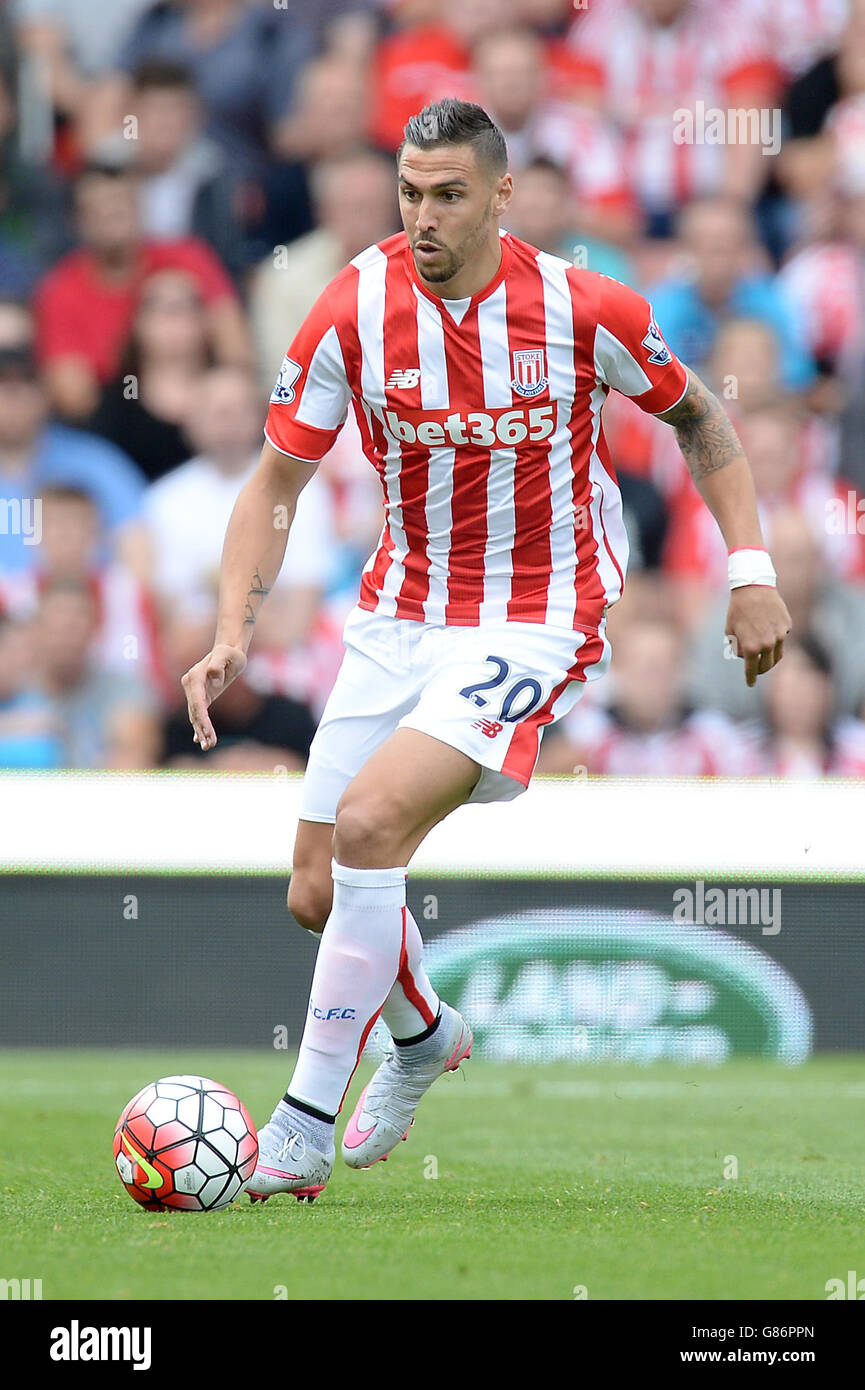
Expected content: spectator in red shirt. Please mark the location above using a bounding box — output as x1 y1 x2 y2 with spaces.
33 162 253 421
369 0 516 152
566 0 781 228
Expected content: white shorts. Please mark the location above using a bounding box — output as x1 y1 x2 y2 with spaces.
299 605 612 821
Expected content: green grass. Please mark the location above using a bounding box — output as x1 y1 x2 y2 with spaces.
1 1051 864 1301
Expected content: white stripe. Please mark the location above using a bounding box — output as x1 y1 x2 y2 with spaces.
587 379 628 601
414 289 453 624
356 249 404 616
594 321 654 398
294 324 351 430
356 248 387 406
476 281 515 623
547 626 613 721
350 243 388 273
537 253 580 628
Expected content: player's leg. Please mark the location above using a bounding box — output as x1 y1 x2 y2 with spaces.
284 728 476 1111
286 819 333 934
249 730 478 1202
295 730 475 1169
337 620 614 1167
287 812 447 1042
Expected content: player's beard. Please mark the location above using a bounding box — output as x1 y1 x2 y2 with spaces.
412 206 493 286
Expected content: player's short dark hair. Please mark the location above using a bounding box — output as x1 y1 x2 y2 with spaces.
399 99 508 176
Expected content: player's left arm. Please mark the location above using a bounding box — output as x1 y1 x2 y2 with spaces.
656 367 791 687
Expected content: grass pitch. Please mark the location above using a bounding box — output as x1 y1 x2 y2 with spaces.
1 1051 863 1301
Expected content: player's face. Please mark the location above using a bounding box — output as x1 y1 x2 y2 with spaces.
398 143 510 288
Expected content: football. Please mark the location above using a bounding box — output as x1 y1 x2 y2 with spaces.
113 1075 258 1212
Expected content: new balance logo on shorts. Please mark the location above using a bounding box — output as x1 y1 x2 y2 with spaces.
386 368 422 389
472 718 504 738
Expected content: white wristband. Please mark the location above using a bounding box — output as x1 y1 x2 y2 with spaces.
728 547 777 590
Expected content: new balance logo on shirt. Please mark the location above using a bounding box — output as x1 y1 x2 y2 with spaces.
386 368 422 389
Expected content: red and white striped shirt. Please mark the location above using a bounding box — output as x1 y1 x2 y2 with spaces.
566 0 779 212
265 230 688 631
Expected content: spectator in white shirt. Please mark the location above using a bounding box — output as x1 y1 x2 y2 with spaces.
143 365 337 659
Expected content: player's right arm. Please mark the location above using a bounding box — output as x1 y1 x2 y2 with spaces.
183 286 353 750
181 441 319 751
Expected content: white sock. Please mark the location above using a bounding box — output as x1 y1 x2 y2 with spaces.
380 907 440 1041
286 860 406 1116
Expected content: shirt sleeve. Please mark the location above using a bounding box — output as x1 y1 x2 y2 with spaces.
593 275 689 416
264 290 352 463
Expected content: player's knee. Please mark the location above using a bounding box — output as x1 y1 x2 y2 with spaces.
333 795 402 866
287 873 331 933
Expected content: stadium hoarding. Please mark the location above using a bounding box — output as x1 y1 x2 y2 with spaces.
1 869 861 1055
423 909 812 1066
1 773 862 1057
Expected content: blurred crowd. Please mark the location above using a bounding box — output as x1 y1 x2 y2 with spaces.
1 0 864 779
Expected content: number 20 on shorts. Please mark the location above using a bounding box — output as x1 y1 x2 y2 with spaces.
459 656 544 722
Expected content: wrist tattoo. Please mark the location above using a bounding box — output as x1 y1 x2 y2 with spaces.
242 569 270 628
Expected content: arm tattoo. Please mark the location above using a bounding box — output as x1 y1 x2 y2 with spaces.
242 569 271 628
656 368 746 484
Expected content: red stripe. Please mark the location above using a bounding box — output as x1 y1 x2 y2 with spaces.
672 37 693 205
358 402 399 611
385 259 431 620
396 906 436 1027
359 518 396 612
505 255 553 622
331 263 362 391
568 272 608 629
339 1006 384 1114
501 628 606 784
443 306 489 623
335 264 396 615
593 422 625 594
